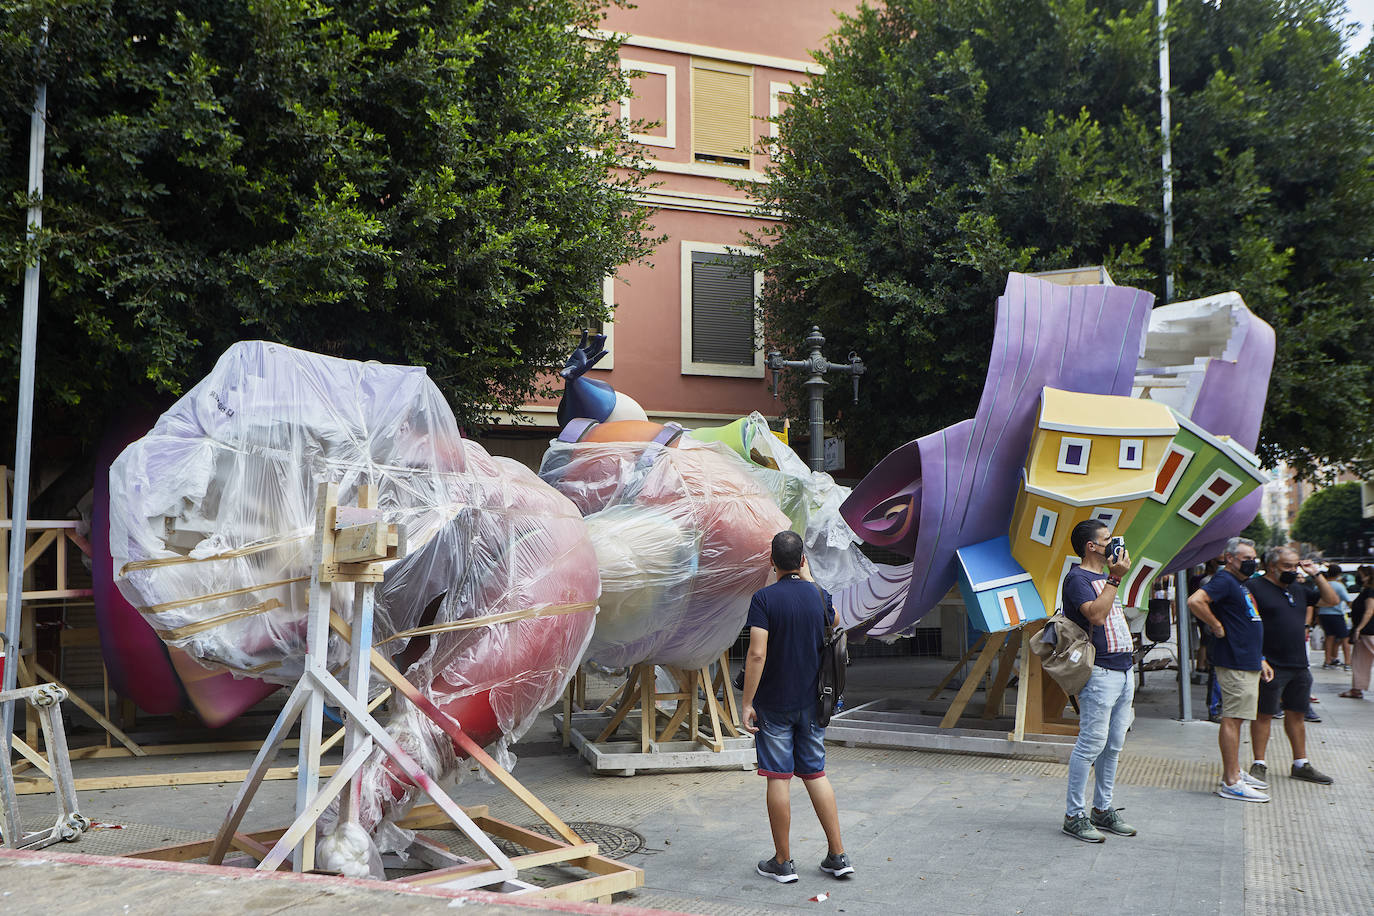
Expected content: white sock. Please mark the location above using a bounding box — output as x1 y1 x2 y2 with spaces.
1294 757 1309 767
1252 760 1265 768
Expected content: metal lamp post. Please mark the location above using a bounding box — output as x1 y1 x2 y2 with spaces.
766 327 865 472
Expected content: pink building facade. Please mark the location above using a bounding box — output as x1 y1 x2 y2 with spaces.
479 1 858 467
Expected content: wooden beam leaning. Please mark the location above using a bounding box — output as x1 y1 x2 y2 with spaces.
939 630 1008 729
328 611 584 849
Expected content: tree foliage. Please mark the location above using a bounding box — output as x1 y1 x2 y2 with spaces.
0 0 655 451
1292 481 1364 554
752 0 1374 476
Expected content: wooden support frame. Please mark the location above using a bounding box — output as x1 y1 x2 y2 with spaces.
128 801 641 904
1016 619 1079 737
178 482 636 903
591 654 742 753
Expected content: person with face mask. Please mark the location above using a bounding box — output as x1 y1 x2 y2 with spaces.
1187 536 1274 801
1244 546 1337 786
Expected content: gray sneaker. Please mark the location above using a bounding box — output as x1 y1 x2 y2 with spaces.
1247 762 1269 788
756 856 798 883
1090 807 1138 837
1062 814 1105 843
1291 762 1333 785
820 851 854 878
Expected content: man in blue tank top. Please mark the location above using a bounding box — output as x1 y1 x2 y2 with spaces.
741 530 852 884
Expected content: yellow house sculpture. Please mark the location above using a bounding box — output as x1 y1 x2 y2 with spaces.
1010 387 1179 613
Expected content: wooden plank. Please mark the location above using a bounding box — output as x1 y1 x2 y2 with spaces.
127 827 289 862
65 528 92 559
398 843 599 886
929 634 988 699
13 765 337 796
330 613 583 849
595 667 639 742
332 522 390 564
21 529 59 572
939 630 1006 729
10 735 53 778
33 661 146 757
64 739 303 761
1012 622 1034 742
983 628 1023 720
639 663 654 754
0 519 80 529
396 803 489 829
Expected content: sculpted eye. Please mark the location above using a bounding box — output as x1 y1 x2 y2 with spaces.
858 486 920 546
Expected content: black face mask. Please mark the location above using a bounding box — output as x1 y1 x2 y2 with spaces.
1278 570 1298 585
1238 559 1258 577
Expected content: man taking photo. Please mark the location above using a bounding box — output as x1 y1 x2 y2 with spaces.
1059 520 1139 843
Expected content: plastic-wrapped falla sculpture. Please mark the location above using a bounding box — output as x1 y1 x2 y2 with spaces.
540 419 789 670
108 342 596 827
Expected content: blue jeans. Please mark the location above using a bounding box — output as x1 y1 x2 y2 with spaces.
755 704 827 779
1065 666 1135 817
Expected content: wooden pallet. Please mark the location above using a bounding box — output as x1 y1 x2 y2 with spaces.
126 801 641 904
556 655 757 776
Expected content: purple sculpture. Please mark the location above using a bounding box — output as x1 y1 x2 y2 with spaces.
1132 293 1276 572
840 273 1156 637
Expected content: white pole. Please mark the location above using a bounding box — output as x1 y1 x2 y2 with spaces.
1158 0 1175 302
3 21 48 749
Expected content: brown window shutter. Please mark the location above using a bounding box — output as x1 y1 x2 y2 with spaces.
692 61 752 165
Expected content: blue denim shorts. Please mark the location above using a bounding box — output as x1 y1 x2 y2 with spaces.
755 704 826 779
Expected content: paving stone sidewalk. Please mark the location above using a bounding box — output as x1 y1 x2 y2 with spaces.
4 652 1371 915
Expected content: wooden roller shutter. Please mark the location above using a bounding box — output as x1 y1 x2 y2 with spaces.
692 60 752 166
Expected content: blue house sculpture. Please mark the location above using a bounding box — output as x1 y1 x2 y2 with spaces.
954 536 1047 633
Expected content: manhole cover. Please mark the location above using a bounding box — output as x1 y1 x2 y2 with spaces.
510 822 646 859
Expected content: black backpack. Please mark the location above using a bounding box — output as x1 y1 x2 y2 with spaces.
817 621 847 726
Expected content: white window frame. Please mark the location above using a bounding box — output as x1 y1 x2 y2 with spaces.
1118 438 1144 470
768 81 796 158
1089 506 1122 534
1029 506 1058 546
1177 469 1241 526
1054 555 1082 614
1122 556 1161 608
596 275 616 370
995 589 1026 629
1152 442 1195 503
1056 436 1093 474
620 59 676 149
680 241 764 377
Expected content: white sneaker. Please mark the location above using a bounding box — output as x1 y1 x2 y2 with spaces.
1241 772 1269 790
1216 779 1270 803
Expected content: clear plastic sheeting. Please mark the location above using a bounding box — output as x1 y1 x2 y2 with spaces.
723 413 878 593
353 502 596 831
108 342 597 837
540 435 789 669
109 341 473 682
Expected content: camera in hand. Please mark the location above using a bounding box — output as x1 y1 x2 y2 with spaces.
1107 536 1125 563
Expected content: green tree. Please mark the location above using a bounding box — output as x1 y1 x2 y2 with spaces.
752 0 1374 476
1292 481 1364 554
1241 514 1272 547
0 0 655 458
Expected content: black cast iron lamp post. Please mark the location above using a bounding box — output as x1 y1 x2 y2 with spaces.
766 327 865 472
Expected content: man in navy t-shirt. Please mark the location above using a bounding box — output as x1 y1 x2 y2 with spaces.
741 530 852 884
1246 547 1336 786
1058 519 1139 843
1187 535 1274 802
